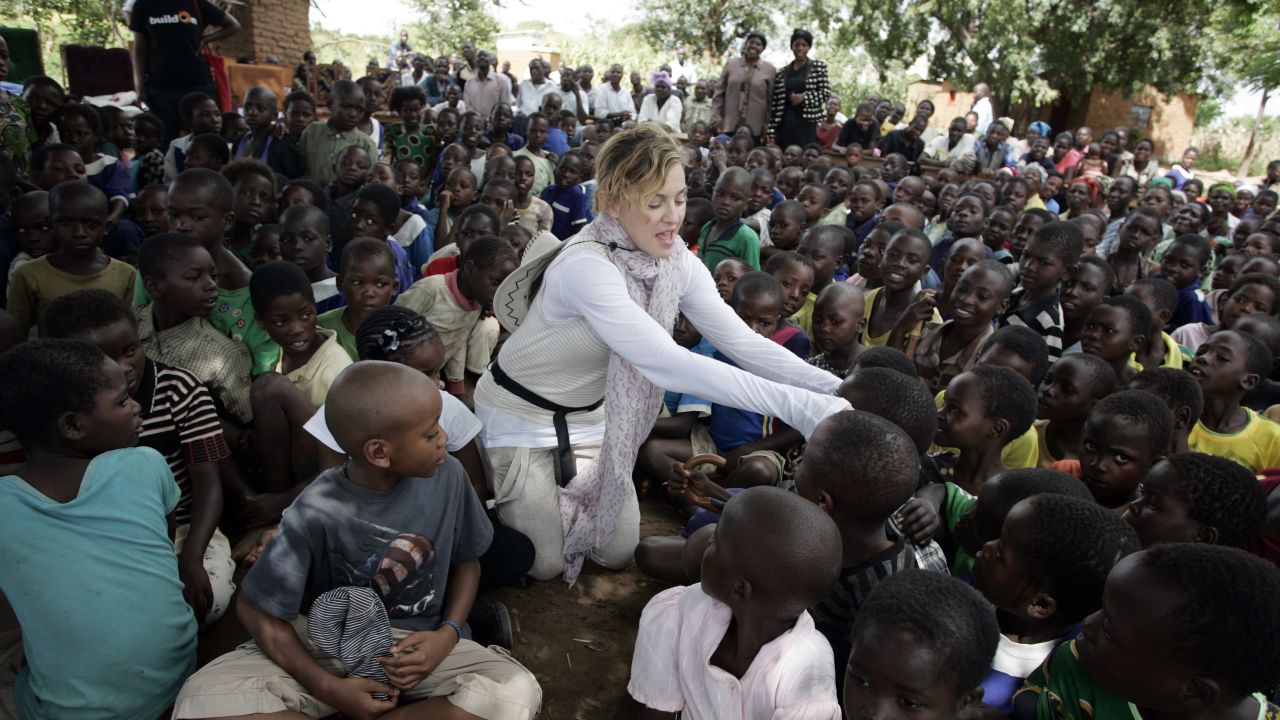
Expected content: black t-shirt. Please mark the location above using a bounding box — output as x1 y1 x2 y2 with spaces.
130 0 226 88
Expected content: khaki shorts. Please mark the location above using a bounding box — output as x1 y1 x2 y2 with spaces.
690 423 787 484
172 617 541 720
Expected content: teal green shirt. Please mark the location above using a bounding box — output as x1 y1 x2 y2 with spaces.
699 220 761 275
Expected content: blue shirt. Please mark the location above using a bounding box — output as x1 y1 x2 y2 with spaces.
544 127 570 156
708 329 808 451
1163 275 1212 331
665 337 715 418
0 447 196 720
541 183 590 239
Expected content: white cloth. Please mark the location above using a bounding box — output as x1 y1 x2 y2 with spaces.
559 88 589 117
304 391 482 454
670 60 699 84
923 133 976 162
593 84 637 120
516 80 557 116
393 212 426 248
628 584 842 720
637 94 684 132
431 100 467 115
474 248 845 450
972 96 993 136
163 135 193 184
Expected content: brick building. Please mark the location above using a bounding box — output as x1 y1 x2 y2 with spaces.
907 80 1199 162
218 0 312 66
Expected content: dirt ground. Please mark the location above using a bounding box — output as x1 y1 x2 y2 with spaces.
491 496 684 720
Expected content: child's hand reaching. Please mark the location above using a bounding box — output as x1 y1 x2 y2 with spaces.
380 628 457 689
320 675 399 720
179 561 214 624
903 289 939 326
896 496 941 545
498 198 516 226
667 456 732 512
438 190 452 211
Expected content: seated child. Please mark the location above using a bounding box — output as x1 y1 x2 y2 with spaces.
1188 329 1280 473
1036 353 1117 467
1015 544 1280 720
1009 208 1056 267
512 154 555 236
818 167 852 226
424 204 504 277
134 232 255 425
172 361 543 720
937 236 987 308
973 493 1139 714
929 194 988 278
512 112 555 195
54 104 130 230
132 183 170 238
45 290 237 625
280 204 341 313
328 144 373 201
235 85 303 179
934 365 1039 494
1235 313 1280 414
998 220 1082 365
1129 367 1204 455
808 283 866 378
222 158 279 266
764 250 815 328
317 238 400 360
1105 207 1163 289
344 183 417 292
680 197 715 253
1061 256 1115 354
795 224 851 333
847 220 901 289
131 112 167 190
383 85 434 167
915 260 1014 394
1157 233 1213 330
1126 278 1190 370
1082 295 1152 391
397 236 517 396
1125 451 1266 548
765 198 806 256
249 223 284 270
1080 389 1175 509
844 570 999 719
629 486 843 718
248 261 352 500
433 165 479 243
1172 272 1280 353
862 228 941 350
984 204 1018 263
700 167 761 273
713 257 751 303
540 150 590 239
8 182 135 337
8 191 55 282
796 183 832 230
743 167 775 248
184 132 231 173
0 339 197 719
776 165 804 200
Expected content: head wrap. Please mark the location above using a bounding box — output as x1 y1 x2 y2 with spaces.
1028 121 1051 138
1070 176 1101 201
1210 181 1236 198
1150 177 1173 190
650 71 671 86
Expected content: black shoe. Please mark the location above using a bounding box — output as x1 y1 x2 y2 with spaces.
467 594 514 650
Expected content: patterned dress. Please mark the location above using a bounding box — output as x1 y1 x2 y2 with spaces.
0 91 36 180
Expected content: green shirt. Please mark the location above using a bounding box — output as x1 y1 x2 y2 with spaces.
941 481 977 577
699 221 761 275
298 121 379 187
134 277 279 376
512 147 554 197
317 306 359 361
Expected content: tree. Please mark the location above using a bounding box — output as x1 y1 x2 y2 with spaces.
404 0 501 56
802 0 1212 115
636 0 781 61
1205 0 1280 175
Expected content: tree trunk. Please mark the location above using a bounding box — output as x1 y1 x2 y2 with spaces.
1238 86 1270 178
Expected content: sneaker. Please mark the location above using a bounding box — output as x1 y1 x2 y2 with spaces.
467 594 514 650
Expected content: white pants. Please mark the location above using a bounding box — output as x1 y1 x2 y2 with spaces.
174 525 237 625
485 441 640 581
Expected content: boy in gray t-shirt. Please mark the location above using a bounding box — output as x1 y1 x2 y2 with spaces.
172 362 542 719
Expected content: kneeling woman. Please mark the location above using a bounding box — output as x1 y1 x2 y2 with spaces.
476 124 849 583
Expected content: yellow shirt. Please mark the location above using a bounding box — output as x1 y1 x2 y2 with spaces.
1033 419 1059 468
8 256 136 337
1189 408 1280 474
862 287 942 349
791 291 817 339
275 329 353 407
932 388 1040 468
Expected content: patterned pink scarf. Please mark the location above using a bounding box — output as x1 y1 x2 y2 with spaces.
558 215 684 585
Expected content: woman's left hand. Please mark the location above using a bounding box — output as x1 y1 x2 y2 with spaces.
789 92 804 106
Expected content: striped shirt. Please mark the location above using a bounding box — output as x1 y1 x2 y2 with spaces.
811 535 916 685
135 360 231 524
998 287 1065 364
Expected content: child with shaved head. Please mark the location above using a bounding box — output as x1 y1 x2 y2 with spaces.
173 361 542 719
629 486 843 718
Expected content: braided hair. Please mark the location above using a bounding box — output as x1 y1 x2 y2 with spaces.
355 305 440 362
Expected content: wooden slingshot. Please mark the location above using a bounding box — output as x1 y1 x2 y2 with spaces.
677 453 727 513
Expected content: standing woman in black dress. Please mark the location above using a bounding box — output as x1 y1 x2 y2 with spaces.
768 29 830 148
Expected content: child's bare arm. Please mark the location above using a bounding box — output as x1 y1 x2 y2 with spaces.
650 410 699 439
898 482 947 545
179 459 224 623
239 595 399 716
723 426 803 469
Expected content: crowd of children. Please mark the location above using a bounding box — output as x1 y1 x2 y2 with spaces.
3 31 1280 720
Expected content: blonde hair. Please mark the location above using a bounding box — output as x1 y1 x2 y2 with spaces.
593 124 683 216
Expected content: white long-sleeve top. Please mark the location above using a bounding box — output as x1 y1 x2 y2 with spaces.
637 94 684 132
474 238 846 448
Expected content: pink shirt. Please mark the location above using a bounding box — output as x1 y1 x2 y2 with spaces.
628 584 842 720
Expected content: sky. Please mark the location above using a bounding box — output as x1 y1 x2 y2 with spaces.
312 0 1273 120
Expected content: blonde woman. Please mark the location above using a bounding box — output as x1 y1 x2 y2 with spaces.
477 124 849 583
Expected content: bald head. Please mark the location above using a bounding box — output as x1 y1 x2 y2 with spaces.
718 486 842 611
974 83 990 98
882 202 925 230
327 361 442 457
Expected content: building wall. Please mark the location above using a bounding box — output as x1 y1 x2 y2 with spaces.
1080 88 1198 162
907 80 977 133
217 0 312 66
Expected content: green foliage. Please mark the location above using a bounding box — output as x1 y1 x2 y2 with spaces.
636 0 780 60
801 0 1212 111
1206 2 1280 91
309 24 393 71
1195 95 1224 128
0 0 128 82
404 0 500 56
